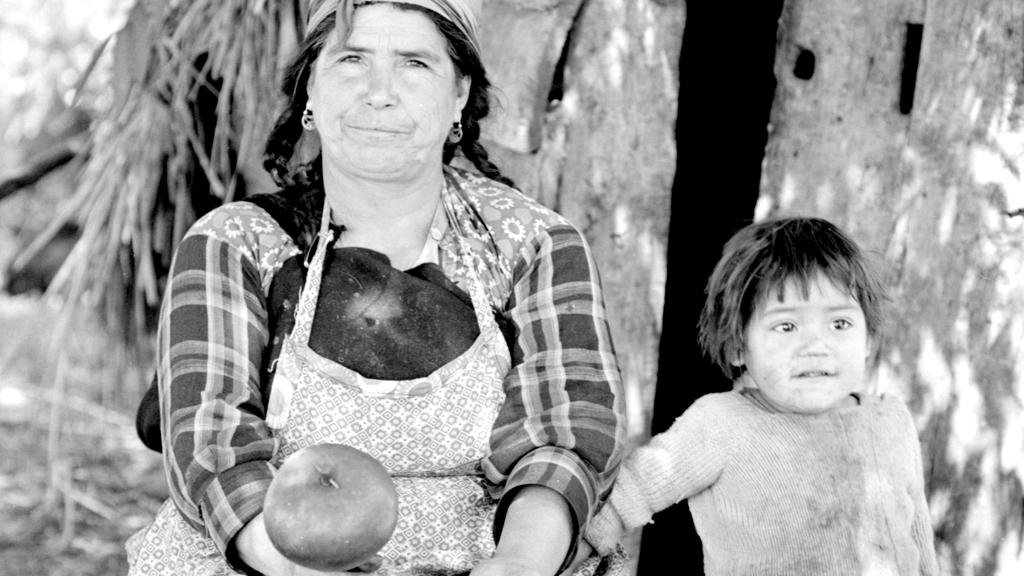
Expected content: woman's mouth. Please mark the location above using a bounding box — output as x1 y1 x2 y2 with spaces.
347 123 409 135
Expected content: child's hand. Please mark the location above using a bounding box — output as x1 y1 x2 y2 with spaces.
564 540 594 574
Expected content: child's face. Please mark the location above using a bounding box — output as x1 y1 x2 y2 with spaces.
737 273 871 414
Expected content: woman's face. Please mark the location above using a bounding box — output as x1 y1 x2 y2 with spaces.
737 273 872 414
307 4 470 183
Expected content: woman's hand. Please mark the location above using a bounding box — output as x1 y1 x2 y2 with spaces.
469 537 593 576
288 558 382 576
470 557 545 576
468 543 592 576
234 513 381 576
470 486 575 576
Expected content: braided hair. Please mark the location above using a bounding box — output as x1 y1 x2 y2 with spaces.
262 4 513 190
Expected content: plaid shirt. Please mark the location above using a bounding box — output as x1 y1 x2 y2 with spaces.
157 167 626 565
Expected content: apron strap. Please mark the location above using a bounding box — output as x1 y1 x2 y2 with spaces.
440 187 511 374
290 201 336 345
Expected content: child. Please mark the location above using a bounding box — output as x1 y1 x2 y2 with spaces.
585 216 939 575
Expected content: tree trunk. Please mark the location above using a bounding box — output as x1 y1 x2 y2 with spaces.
479 0 686 443
762 1 1024 574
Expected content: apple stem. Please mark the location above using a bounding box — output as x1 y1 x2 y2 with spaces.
314 464 340 489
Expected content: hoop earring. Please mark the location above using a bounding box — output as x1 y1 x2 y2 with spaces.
447 121 463 144
301 106 316 131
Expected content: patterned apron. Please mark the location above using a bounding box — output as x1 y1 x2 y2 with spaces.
264 201 512 573
127 195 627 575
127 196 509 575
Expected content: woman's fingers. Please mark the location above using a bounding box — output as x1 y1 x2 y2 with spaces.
348 554 383 573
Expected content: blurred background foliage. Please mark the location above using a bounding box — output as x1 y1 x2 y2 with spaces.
0 0 125 249
1 2 162 575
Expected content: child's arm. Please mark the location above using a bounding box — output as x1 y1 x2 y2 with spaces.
910 485 939 576
900 404 940 575
585 395 728 555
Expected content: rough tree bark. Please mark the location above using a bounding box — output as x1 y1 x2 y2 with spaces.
479 0 685 441
761 1 1024 574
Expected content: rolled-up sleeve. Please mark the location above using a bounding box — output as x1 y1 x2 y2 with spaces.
158 232 278 557
484 224 627 563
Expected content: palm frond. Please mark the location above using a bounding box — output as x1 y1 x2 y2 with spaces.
49 0 298 353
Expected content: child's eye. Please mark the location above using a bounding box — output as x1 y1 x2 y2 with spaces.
772 322 797 333
832 318 853 330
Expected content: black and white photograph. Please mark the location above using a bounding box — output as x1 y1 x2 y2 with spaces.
0 1 1020 575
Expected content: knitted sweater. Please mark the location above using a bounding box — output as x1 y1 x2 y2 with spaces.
586 391 939 575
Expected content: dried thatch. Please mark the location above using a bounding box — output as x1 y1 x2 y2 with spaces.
49 0 299 349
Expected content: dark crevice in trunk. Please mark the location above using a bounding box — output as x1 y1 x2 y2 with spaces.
899 23 924 115
637 1 785 573
545 0 589 107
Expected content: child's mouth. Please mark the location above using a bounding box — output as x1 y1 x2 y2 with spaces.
796 370 833 378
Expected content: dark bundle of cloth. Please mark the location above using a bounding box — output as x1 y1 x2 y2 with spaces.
134 189 514 453
266 247 486 381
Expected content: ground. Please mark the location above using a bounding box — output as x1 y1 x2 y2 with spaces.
0 294 166 576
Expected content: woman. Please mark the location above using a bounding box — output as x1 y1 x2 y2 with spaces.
126 1 627 574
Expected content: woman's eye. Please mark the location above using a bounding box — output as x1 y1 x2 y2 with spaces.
405 59 429 68
337 54 362 64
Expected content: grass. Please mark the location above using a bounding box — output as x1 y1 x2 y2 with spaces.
0 294 166 576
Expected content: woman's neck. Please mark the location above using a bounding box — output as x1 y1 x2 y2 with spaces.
321 168 445 270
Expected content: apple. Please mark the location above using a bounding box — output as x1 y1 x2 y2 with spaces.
264 443 399 571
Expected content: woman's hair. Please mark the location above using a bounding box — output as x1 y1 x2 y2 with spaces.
262 2 512 189
697 216 889 379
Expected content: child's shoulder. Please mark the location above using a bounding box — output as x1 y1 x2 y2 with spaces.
857 391 917 428
859 391 912 411
856 393 925 460
685 390 755 419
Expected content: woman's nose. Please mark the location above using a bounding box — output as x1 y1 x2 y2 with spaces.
365 65 396 108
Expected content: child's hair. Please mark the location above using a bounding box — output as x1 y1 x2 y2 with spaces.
698 216 889 379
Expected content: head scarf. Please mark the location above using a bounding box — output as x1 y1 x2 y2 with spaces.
305 0 482 59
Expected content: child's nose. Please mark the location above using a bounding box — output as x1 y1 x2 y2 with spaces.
799 327 831 354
